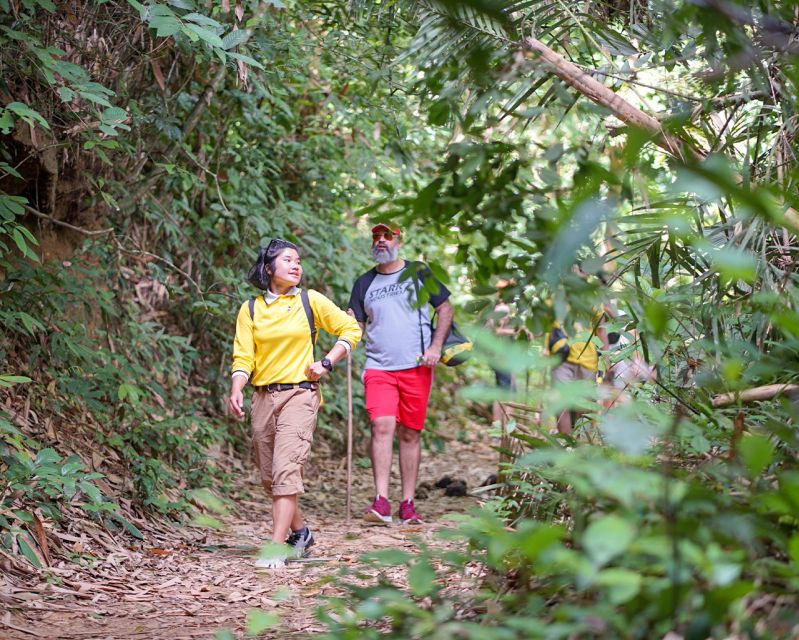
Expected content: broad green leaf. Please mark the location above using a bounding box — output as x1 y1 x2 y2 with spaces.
101 107 127 123
78 481 104 503
0 161 23 179
150 14 181 38
596 568 642 604
738 434 773 478
710 246 757 283
0 194 26 218
12 227 37 260
184 23 224 48
78 91 112 107
599 404 666 456
361 548 410 565
221 29 250 50
428 99 451 126
190 513 223 529
108 512 143 539
227 52 265 70
245 609 278 636
0 374 32 387
182 12 222 29
18 312 42 335
60 458 85 475
126 0 145 15
643 300 668 338
0 109 14 134
6 102 50 129
117 383 141 403
35 448 61 465
788 534 799 567
16 533 43 567
582 515 635 567
57 86 75 102
187 488 227 514
407 558 436 597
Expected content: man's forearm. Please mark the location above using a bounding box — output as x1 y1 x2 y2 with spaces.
431 301 454 348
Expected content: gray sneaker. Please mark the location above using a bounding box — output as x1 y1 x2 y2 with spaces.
285 526 315 558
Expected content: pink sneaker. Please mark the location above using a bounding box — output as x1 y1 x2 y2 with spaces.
364 495 392 525
398 499 424 524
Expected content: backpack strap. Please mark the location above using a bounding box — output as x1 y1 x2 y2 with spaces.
249 290 316 353
300 288 316 351
408 266 426 359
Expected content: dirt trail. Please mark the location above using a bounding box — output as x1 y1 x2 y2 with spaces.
2 430 497 639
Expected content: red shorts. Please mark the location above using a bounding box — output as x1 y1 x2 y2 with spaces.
363 367 433 431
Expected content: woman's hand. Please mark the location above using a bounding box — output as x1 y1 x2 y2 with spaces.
228 388 245 419
305 361 329 381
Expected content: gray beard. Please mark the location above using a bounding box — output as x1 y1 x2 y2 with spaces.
372 245 399 264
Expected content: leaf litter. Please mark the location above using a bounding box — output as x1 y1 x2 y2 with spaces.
1 430 497 639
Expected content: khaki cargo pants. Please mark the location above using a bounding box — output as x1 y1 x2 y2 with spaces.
251 386 320 496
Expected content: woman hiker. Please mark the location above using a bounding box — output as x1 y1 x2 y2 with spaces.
228 238 362 569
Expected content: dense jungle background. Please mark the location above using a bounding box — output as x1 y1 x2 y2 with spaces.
2 0 799 638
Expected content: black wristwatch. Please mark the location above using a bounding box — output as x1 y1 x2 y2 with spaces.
321 357 333 372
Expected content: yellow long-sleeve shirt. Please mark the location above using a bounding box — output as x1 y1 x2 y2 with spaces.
232 288 362 386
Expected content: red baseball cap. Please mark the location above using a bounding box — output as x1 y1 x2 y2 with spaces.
371 222 401 236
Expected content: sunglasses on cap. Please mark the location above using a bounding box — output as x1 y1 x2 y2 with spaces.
372 231 398 241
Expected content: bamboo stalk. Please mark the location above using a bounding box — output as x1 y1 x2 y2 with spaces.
520 36 799 236
711 383 799 407
521 37 702 162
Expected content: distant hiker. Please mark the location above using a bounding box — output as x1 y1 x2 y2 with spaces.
546 269 610 434
229 238 361 569
485 279 516 426
347 223 453 525
603 326 657 409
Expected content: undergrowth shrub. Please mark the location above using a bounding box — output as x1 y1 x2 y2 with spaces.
317 400 799 639
0 388 140 567
0 250 232 516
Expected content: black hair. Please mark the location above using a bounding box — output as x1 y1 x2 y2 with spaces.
247 238 300 290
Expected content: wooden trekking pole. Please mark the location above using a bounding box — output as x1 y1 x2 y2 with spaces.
346 351 353 523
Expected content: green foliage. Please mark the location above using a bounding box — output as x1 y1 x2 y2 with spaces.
0 0 411 568
308 0 799 636
1 253 233 515
321 411 799 637
0 378 133 566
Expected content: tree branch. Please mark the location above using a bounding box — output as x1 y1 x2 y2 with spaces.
24 205 114 237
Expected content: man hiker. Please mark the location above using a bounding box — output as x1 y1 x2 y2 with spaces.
348 223 453 525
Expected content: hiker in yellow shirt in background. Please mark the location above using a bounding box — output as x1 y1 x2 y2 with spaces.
546 306 609 435
228 238 361 569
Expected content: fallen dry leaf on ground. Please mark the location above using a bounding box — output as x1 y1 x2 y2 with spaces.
1 431 498 639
